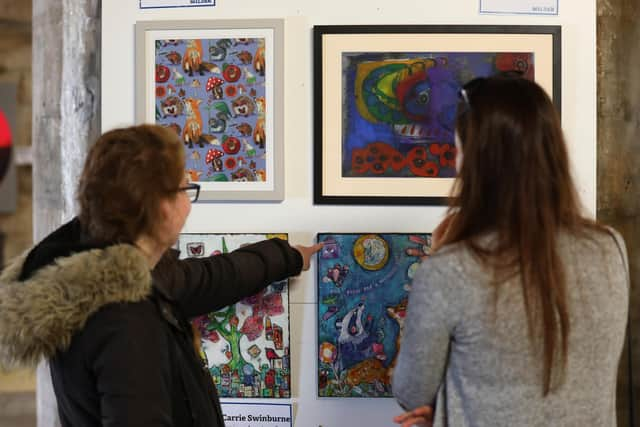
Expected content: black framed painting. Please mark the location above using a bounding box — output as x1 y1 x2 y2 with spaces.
313 25 561 205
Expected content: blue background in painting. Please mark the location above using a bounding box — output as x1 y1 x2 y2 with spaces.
316 233 431 397
155 37 266 183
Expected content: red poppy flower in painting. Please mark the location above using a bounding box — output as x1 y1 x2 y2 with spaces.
351 148 370 174
495 53 534 80
429 143 456 168
389 150 406 172
422 161 439 177
407 146 439 177
364 142 393 175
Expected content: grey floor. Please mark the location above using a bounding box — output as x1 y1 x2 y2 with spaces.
0 392 36 427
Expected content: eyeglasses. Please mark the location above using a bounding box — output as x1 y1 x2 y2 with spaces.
177 183 200 202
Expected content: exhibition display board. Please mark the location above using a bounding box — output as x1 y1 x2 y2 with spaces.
103 1 597 425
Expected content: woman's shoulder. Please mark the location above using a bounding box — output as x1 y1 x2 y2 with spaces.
412 241 481 292
558 226 628 276
424 240 484 277
429 239 469 260
560 225 626 258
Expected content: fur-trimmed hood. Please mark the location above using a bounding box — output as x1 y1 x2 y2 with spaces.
0 240 153 369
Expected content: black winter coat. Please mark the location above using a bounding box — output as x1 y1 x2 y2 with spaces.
0 218 302 427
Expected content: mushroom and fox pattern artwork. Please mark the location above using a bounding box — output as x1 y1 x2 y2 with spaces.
343 52 534 178
178 233 291 398
317 233 432 397
155 38 267 184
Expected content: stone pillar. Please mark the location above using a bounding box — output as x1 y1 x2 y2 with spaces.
32 0 101 426
597 1 640 426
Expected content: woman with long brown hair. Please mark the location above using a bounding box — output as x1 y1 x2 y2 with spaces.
393 73 629 426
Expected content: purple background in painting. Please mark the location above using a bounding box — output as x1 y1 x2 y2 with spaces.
155 37 267 183
342 52 534 178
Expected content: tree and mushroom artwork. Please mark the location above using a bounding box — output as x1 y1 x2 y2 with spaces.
342 51 534 178
178 233 291 398
154 36 268 184
316 233 432 397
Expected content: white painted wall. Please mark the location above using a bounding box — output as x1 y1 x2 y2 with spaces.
102 1 597 425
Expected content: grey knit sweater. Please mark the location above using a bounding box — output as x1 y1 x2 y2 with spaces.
393 228 628 427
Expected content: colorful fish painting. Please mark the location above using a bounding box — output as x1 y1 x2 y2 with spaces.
342 51 535 178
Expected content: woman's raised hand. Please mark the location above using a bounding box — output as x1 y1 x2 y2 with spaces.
294 243 324 271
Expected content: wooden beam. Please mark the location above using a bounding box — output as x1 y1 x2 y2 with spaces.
32 1 101 425
597 0 640 426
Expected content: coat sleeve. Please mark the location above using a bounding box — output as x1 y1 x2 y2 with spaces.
157 237 303 318
392 260 460 410
87 304 174 427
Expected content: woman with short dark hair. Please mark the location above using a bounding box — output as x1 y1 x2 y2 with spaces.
393 73 628 427
77 124 188 245
0 124 321 427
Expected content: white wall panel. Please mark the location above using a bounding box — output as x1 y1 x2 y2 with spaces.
102 1 596 424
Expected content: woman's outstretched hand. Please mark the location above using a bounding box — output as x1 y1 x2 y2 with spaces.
294 243 324 271
393 406 434 427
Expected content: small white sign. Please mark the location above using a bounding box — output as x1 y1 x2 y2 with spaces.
221 402 292 427
139 0 215 9
480 0 558 15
